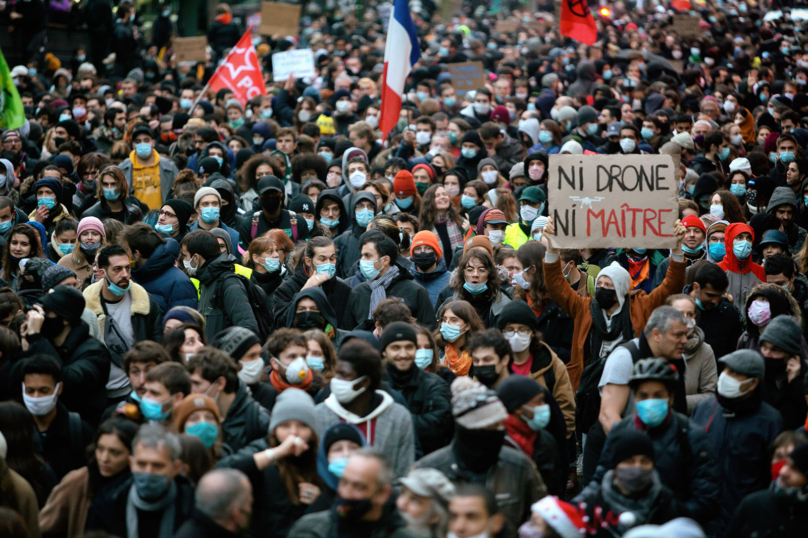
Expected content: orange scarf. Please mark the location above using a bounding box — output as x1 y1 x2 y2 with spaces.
269 369 314 392
443 344 471 376
628 257 650 290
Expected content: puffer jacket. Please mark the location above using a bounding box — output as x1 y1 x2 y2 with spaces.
130 238 198 315
333 191 377 278
197 252 259 339
221 382 270 452
691 392 783 536
683 326 718 414
584 411 719 526
717 223 765 306
81 196 143 224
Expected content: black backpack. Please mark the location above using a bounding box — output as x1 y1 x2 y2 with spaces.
575 340 643 434
214 273 273 341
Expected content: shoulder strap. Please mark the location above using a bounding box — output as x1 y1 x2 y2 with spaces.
245 401 259 442
288 210 298 242
544 365 556 395
68 412 83 457
621 340 642 364
251 211 261 239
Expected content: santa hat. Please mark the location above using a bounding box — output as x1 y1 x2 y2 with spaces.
532 497 587 538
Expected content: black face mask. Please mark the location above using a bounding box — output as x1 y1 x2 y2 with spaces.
294 311 324 331
595 287 618 310
454 426 506 473
471 364 500 388
412 251 437 271
53 136 66 147
261 195 282 213
334 495 374 521
605 141 621 154
40 316 65 339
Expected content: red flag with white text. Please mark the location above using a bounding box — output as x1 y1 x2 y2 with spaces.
208 27 267 104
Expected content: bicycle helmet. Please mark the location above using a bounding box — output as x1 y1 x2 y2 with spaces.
628 358 679 389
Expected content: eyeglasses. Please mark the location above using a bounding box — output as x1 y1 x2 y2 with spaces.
503 329 532 338
159 210 177 220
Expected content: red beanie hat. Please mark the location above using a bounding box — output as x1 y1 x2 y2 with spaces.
393 170 417 197
410 230 443 259
682 214 706 235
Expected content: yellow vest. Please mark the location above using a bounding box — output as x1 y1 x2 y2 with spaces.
190 264 253 299
503 223 529 250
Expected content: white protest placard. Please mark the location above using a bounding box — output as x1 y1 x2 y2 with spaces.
547 154 679 250
271 49 316 81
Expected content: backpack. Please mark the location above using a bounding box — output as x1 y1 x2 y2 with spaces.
68 411 83 460
214 273 273 341
250 210 298 241
575 340 643 434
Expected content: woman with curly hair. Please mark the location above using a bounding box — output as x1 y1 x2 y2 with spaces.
441 248 512 328
237 154 279 212
243 231 295 297
709 189 747 224
419 184 464 267
2 224 44 290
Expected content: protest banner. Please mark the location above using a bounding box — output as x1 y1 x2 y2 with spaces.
173 36 208 63
547 154 679 249
447 62 486 95
672 14 701 38
495 19 520 32
271 49 316 81
259 2 301 37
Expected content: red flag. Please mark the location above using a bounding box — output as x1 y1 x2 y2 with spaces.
560 0 598 45
208 27 267 104
671 0 691 11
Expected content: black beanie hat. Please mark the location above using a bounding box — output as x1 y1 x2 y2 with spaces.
496 300 538 332
789 443 808 477
380 322 417 351
163 199 194 235
461 130 484 149
289 194 315 216
609 429 655 469
212 327 261 362
323 423 364 453
496 376 542 414
40 285 86 323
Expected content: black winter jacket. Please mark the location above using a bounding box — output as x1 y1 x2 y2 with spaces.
221 382 270 452
207 19 242 58
197 253 259 339
273 262 353 329
693 294 744 361
333 191 377 278
726 487 808 538
130 238 198 315
536 299 575 365
81 197 143 224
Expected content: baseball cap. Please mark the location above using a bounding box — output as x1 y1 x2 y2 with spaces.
519 186 546 204
257 175 284 195
131 123 154 140
398 468 456 507
483 209 508 225
607 121 624 137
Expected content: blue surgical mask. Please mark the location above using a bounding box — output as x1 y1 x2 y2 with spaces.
355 208 374 227
213 156 224 168
106 278 130 297
641 128 654 140
780 151 796 164
463 280 488 295
200 207 220 224
316 263 336 278
439 47 450 57
306 356 325 371
135 143 153 159
636 398 669 428
318 151 332 163
38 197 56 210
261 109 273 119
730 184 746 197
587 123 599 136
180 98 193 110
708 242 725 261
461 148 477 159
59 114 71 122
539 131 553 145
263 257 281 273
0 220 12 233
305 218 314 231
719 147 730 161
154 223 175 235
444 97 456 108
321 216 339 228
695 297 706 311
417 91 429 101
396 196 413 209
185 421 219 448
440 322 464 343
229 118 244 129
328 457 349 478
804 196 808 208
103 188 119 201
688 185 695 195
524 404 551 430
633 248 647 255
733 239 752 260
140 396 171 421
360 259 381 280
602 69 613 80
682 244 703 255
461 195 476 209
770 152 778 164
58 243 75 255
414 349 433 369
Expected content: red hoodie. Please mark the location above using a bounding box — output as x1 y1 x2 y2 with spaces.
717 222 766 280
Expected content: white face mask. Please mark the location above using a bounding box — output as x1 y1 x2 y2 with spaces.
330 376 368 404
183 257 198 276
448 532 489 538
481 170 499 185
22 382 61 416
284 357 310 385
521 205 538 222
415 131 431 145
709 204 725 219
349 170 367 189
488 230 504 245
238 358 264 385
444 185 460 197
505 331 532 353
336 100 351 114
716 371 753 399
512 270 531 290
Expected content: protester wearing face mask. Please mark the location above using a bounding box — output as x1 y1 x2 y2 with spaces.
173 394 226 461
414 377 547 527
212 326 275 411
563 106 603 153
651 215 707 291
575 429 679 534
315 339 416 478
524 150 549 185
495 299 576 440
757 315 808 430
332 192 378 279
409 231 451 308
456 130 486 183
236 175 310 250
118 123 180 211
308 423 366 513
187 347 270 451
581 359 718 525
504 186 546 249
497 375 569 497
717 223 765 306
766 185 807 254
690 349 782 536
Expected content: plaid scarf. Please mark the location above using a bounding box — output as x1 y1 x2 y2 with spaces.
435 213 464 253
367 265 400 319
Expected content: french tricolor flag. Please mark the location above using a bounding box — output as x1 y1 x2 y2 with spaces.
379 0 420 141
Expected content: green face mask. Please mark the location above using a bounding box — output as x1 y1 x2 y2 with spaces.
416 181 429 195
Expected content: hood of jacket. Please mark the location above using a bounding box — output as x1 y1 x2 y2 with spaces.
722 222 756 274
132 238 181 283
767 186 798 215
315 188 349 236
340 147 369 180
201 142 231 176
576 60 597 82
692 173 719 209
518 118 540 147
324 389 394 424
197 252 237 285
349 191 378 232
316 422 367 491
412 256 449 283
285 286 340 330
209 178 239 225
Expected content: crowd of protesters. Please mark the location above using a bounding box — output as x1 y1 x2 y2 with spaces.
0 0 807 537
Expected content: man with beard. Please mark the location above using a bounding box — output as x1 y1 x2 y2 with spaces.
396 468 455 538
413 377 547 535
237 176 310 249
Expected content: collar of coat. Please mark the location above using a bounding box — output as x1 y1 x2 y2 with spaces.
84 279 151 320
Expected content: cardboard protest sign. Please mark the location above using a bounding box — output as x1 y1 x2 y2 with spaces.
271 49 315 81
173 36 208 63
447 62 486 95
259 2 301 37
495 19 520 33
547 154 679 249
672 14 701 38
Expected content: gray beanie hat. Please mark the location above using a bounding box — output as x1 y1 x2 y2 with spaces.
577 106 598 126
269 388 317 432
760 315 802 356
210 228 232 254
719 350 765 379
41 265 77 293
194 186 221 208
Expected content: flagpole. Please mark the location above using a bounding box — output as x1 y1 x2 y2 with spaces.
189 81 211 113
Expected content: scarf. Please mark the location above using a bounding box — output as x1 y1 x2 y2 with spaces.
126 479 177 538
270 369 314 392
600 469 662 526
435 213 464 252
443 344 471 376
590 298 633 360
367 265 400 319
738 108 756 145
504 415 537 457
214 12 232 25
627 257 650 290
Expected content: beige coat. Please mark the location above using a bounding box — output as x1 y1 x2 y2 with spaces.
57 249 93 285
684 326 718 415
9 467 40 538
39 466 91 538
